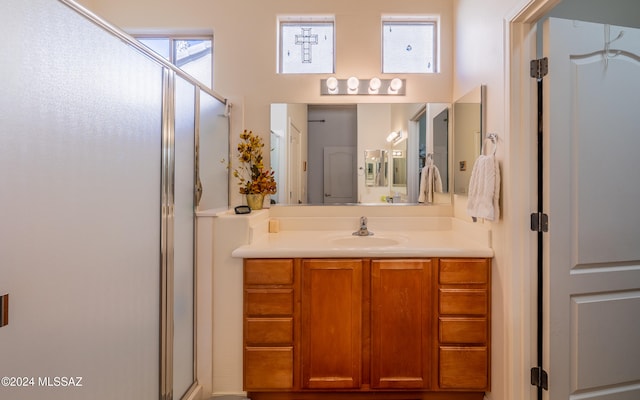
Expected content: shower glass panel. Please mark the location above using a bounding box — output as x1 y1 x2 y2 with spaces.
199 91 230 211
0 0 162 398
174 76 196 398
2 0 230 398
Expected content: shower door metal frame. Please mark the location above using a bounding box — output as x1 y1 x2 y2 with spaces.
57 1 229 399
160 67 177 400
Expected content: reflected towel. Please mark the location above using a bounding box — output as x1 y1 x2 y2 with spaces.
466 154 500 221
418 164 443 204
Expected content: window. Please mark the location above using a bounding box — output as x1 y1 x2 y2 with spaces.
278 16 335 74
136 35 213 88
382 17 438 73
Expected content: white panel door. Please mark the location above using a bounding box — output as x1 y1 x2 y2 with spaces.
544 18 640 400
323 146 357 203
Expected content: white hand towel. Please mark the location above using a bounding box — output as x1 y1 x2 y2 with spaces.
466 154 500 221
418 165 443 204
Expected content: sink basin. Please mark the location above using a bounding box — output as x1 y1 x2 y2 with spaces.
330 236 401 247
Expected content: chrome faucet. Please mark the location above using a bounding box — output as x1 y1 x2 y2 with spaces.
353 216 374 236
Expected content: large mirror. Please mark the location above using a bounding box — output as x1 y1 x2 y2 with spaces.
453 85 486 195
270 102 451 205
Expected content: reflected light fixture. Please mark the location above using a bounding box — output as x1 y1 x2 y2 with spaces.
386 130 406 144
386 131 400 142
321 77 406 95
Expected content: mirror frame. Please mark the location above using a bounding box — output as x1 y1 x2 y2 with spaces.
453 85 486 196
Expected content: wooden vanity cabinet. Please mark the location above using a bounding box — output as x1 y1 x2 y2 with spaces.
301 259 363 389
243 259 296 390
370 259 432 389
437 258 491 391
243 257 491 399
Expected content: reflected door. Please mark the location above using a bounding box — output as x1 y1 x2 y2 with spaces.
433 108 449 192
288 121 303 204
323 146 356 203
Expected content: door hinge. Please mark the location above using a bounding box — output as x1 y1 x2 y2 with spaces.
530 212 549 232
530 57 549 79
531 367 549 390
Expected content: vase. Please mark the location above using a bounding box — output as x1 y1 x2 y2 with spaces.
246 193 265 210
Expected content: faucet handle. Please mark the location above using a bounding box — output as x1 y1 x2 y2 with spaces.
360 216 367 226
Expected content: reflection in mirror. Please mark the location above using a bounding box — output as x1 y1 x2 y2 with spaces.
365 149 388 187
391 148 406 187
453 85 486 195
414 104 450 205
270 103 451 205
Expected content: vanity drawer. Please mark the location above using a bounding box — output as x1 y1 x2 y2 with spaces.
439 289 487 316
244 347 294 390
246 318 293 345
439 346 488 390
245 259 294 285
439 317 487 344
439 259 489 284
245 289 294 316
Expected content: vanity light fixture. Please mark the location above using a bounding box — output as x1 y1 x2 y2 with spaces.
347 76 360 94
388 77 403 94
386 130 406 144
368 77 381 94
395 130 407 144
320 77 406 95
386 130 400 142
326 76 339 93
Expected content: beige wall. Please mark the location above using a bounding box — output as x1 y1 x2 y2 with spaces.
86 0 454 206
453 1 531 400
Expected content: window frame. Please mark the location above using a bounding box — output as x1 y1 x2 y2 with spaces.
277 15 336 74
133 34 214 88
381 16 439 74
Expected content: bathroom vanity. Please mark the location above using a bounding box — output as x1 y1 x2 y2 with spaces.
243 257 490 400
234 213 493 400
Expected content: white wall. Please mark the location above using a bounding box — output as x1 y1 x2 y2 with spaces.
453 1 531 400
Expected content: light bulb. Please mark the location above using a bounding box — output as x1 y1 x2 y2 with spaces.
368 77 381 93
347 76 359 93
326 77 338 92
390 78 403 91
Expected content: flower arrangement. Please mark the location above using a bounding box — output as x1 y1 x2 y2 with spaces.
232 130 277 195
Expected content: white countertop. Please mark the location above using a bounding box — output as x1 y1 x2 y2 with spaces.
231 228 493 259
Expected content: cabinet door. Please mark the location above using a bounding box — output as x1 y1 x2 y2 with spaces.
301 259 363 389
371 259 432 389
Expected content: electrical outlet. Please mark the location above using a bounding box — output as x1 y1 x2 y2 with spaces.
0 294 8 327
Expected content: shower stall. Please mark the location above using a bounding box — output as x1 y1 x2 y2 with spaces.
0 0 229 399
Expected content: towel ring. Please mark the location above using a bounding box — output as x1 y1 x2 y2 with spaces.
482 133 498 156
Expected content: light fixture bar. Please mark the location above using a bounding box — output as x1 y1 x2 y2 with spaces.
321 78 406 95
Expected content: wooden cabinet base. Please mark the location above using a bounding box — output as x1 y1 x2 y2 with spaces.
248 391 486 400
244 258 491 398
